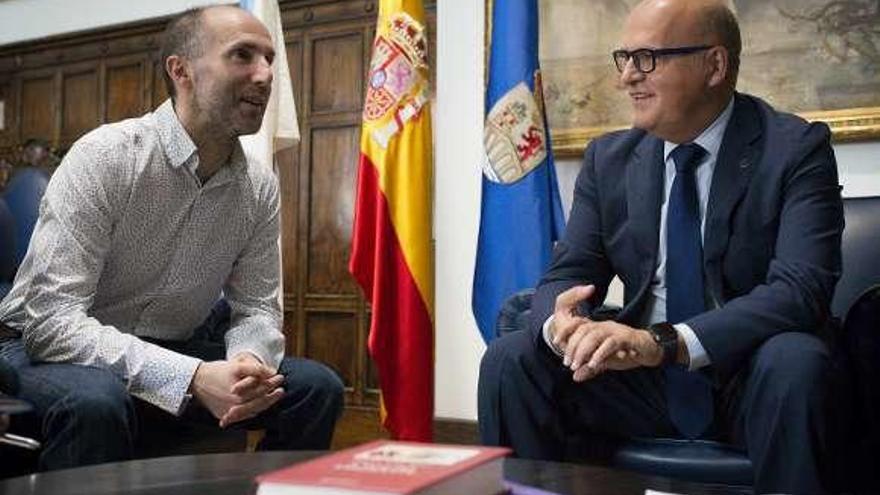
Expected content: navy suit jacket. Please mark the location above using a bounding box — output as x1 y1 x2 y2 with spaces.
532 93 844 382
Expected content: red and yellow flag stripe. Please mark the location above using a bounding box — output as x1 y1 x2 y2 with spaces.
349 0 433 441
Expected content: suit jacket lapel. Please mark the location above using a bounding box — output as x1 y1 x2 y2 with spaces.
704 94 763 292
627 135 665 281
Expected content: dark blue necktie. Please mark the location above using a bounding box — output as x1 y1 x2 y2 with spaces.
665 143 713 439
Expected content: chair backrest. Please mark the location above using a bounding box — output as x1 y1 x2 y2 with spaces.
832 196 880 320
2 168 49 265
0 197 15 282
837 199 880 490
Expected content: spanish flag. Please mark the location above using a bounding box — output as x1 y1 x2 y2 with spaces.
349 0 433 441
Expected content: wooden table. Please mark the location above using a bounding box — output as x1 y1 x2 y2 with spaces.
0 451 751 495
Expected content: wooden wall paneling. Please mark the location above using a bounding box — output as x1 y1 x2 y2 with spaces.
304 310 358 392
104 54 147 123
280 35 304 355
18 70 57 145
293 25 313 361
293 16 375 418
280 0 378 31
281 37 303 298
300 22 368 299
60 61 100 147
0 20 163 75
0 78 17 157
309 28 364 114
306 124 359 296
303 121 361 399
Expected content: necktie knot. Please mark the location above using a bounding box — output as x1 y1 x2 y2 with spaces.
671 143 706 174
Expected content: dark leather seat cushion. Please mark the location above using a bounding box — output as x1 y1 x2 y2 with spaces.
611 438 752 485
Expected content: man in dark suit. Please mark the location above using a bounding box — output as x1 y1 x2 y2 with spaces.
478 1 843 493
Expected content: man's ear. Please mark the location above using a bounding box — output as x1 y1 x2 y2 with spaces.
705 46 729 88
165 55 192 94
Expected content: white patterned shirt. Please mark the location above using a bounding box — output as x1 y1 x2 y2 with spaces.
0 99 284 414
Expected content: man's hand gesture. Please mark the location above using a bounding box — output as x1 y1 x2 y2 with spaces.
190 353 284 427
563 320 663 382
551 285 664 382
549 285 596 350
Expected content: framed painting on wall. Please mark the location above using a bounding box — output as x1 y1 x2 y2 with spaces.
536 0 880 157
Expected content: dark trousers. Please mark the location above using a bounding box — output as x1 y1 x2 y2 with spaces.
0 324 344 471
478 330 832 494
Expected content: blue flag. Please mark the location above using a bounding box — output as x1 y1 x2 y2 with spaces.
472 0 565 343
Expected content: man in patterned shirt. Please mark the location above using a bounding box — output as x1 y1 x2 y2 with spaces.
0 5 343 470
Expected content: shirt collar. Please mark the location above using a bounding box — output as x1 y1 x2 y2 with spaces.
155 99 198 172
663 97 735 162
154 98 249 181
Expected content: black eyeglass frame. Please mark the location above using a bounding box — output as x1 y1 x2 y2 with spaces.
612 45 713 74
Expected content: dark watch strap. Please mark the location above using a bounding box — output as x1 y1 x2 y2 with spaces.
648 322 678 366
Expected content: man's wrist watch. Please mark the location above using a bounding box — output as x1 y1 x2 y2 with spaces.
647 322 678 366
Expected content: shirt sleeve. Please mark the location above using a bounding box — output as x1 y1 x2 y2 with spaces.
541 315 565 357
14 134 201 414
674 323 711 370
223 170 285 371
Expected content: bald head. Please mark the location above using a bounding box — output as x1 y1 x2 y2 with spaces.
160 5 269 100
628 0 740 86
618 0 741 142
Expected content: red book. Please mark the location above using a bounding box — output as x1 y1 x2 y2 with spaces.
256 440 511 495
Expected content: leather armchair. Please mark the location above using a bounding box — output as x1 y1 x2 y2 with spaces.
495 195 880 489
2 168 49 266
0 197 15 299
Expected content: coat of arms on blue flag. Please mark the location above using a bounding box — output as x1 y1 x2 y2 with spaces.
483 80 548 184
472 0 565 343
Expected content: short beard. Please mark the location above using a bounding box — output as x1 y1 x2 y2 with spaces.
192 89 236 139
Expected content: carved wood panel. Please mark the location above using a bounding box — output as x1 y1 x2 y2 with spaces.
305 311 357 387
280 39 302 298
61 64 100 146
310 33 363 114
0 79 14 161
307 125 359 295
288 15 375 413
19 74 55 143
105 56 147 122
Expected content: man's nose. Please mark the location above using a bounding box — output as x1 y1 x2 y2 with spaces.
254 57 273 86
617 58 644 87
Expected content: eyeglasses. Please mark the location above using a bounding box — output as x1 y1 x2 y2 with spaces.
612 45 712 74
